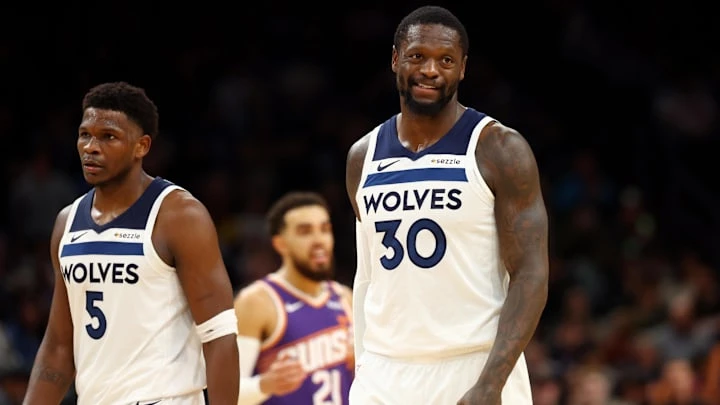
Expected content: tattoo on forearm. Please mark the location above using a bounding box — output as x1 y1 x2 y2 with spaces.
484 203 547 381
37 366 71 387
476 124 549 386
484 268 547 380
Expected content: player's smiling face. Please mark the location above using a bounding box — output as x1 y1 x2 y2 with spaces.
77 108 150 186
392 23 466 116
276 205 335 282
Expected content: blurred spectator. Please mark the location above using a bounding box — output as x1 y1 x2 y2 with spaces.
8 148 76 245
565 366 631 405
646 359 706 405
0 367 29 405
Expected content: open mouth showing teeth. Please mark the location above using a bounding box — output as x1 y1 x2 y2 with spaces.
416 83 437 89
311 248 329 262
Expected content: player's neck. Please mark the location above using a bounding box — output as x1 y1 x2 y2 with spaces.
397 102 465 153
93 169 154 213
277 267 324 297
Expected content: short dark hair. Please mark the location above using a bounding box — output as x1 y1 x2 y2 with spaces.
267 192 330 236
394 6 469 56
82 81 160 139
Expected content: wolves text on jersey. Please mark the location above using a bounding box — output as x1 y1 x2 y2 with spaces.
363 188 462 215
62 262 140 284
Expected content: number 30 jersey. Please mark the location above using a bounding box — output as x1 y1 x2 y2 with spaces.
58 178 206 404
355 108 506 360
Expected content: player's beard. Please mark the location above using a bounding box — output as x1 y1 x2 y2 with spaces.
397 75 458 117
292 253 335 282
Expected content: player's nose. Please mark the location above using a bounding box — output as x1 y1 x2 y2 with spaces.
419 58 440 78
81 135 101 154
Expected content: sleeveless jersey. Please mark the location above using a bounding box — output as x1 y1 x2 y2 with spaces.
254 276 353 405
59 177 205 404
355 108 505 360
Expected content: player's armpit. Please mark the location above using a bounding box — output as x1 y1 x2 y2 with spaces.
157 190 239 405
24 206 76 405
345 134 371 220
474 123 549 388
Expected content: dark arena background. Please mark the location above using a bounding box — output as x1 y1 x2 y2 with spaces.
1 1 719 404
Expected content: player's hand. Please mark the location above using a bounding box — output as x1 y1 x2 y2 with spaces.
457 383 501 405
259 357 307 396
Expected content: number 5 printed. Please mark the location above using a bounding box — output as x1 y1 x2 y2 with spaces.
85 290 107 339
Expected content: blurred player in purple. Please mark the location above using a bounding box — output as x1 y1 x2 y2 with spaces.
234 192 354 405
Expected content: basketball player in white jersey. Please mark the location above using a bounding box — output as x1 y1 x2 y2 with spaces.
23 82 240 405
346 6 549 405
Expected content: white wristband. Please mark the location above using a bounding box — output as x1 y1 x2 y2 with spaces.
237 336 270 405
239 375 270 405
195 309 238 343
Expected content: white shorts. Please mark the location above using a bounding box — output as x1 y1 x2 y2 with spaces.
129 390 206 405
349 351 532 405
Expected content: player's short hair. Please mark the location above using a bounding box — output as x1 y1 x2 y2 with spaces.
82 81 160 139
267 192 330 236
394 5 469 56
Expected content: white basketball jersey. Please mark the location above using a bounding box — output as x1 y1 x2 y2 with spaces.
58 177 205 404
355 108 506 360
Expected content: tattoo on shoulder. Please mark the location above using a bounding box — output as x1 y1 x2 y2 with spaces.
476 123 539 196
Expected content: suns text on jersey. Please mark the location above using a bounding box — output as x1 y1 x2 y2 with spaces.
62 262 140 284
276 326 349 372
363 188 462 215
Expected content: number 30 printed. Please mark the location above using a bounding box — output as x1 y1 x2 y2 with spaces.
375 218 447 270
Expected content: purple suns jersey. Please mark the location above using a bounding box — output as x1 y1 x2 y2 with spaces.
254 277 353 405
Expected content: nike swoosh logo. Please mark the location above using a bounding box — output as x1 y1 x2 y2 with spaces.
136 401 161 405
71 231 88 243
377 159 400 171
285 301 304 313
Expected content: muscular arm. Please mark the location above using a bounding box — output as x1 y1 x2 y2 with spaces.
345 136 371 363
159 191 239 405
475 123 549 389
24 206 76 404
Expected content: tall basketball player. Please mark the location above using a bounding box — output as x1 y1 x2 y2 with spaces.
345 6 549 405
23 82 240 405
233 192 354 405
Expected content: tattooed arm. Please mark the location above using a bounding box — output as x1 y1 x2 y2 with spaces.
24 206 76 405
459 123 549 404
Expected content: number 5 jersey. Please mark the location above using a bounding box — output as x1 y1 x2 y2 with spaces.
58 177 206 404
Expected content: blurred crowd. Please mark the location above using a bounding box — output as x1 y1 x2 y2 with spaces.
1 3 719 404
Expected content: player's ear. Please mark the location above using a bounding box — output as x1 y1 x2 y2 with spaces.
391 46 399 73
135 134 152 159
459 55 467 81
271 235 287 256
